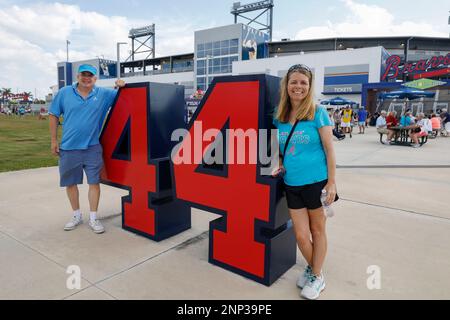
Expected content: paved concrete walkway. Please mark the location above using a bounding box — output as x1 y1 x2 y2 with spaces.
1 128 449 299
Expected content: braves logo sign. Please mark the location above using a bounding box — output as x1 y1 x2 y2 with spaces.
100 75 296 286
382 54 450 81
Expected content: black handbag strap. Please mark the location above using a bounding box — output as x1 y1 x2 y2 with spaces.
281 119 299 164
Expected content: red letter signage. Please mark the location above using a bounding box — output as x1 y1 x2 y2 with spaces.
100 83 190 241
101 77 296 286
172 75 295 285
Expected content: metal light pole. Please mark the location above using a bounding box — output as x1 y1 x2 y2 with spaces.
403 37 413 82
405 37 413 63
116 42 127 79
66 40 70 62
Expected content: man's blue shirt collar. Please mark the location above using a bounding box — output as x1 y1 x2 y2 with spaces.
71 83 98 100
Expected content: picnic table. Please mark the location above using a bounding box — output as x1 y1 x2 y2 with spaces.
380 126 428 146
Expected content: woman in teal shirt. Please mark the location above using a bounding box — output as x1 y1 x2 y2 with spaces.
272 64 338 300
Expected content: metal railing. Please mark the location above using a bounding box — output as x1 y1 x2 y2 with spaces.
122 66 194 78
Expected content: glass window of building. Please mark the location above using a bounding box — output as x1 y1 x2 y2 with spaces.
197 67 205 75
197 60 205 68
197 77 205 85
161 61 170 70
196 37 242 90
197 50 205 58
220 47 229 56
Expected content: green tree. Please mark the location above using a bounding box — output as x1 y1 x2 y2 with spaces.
23 91 33 102
1 88 12 104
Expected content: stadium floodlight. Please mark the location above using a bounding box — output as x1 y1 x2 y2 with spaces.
231 0 273 14
129 25 155 38
230 0 274 41
117 42 127 79
126 24 156 62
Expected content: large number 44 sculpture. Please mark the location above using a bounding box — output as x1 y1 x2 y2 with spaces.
100 75 296 286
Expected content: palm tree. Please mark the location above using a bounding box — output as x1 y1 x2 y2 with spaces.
1 88 12 104
23 91 33 102
2 88 11 100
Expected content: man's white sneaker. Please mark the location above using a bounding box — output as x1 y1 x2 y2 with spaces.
301 273 326 300
297 265 312 289
64 215 83 231
88 219 105 234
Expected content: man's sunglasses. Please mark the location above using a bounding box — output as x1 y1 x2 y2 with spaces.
288 64 312 74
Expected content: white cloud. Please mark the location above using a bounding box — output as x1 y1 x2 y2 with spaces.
295 0 447 40
0 2 197 98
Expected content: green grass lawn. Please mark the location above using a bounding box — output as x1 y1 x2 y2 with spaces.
0 114 61 172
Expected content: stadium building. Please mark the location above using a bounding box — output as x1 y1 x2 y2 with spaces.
56 2 450 116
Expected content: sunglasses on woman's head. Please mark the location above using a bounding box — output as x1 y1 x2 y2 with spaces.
288 64 311 74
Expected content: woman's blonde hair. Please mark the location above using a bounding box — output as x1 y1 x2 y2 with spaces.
275 65 315 123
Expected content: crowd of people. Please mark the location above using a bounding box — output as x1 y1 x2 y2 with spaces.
375 108 450 147
326 104 450 147
327 105 368 140
0 105 31 116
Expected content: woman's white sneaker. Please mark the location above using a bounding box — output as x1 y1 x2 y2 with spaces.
64 215 83 231
297 265 312 289
88 219 105 234
301 273 326 300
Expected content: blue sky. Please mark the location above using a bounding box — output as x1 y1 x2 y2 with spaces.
0 0 449 98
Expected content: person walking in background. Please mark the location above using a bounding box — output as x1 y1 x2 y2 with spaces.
332 108 342 133
357 107 368 134
341 106 352 134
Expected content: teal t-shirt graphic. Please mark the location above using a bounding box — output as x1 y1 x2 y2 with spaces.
273 106 332 186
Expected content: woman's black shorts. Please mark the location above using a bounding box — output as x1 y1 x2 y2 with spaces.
284 179 339 210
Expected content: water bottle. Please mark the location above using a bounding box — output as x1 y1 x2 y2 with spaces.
320 189 335 218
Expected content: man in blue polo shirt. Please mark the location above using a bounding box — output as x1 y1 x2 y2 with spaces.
49 64 125 234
